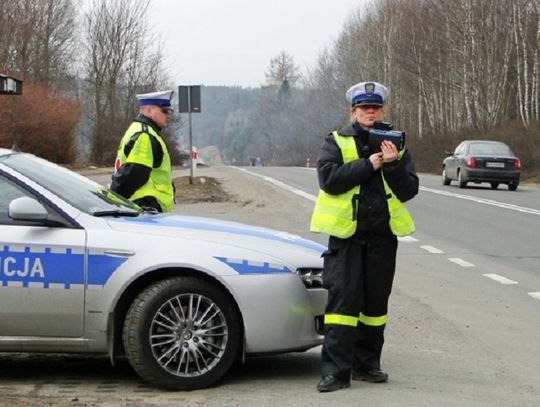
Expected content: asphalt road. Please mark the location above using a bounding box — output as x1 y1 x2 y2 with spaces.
2 166 539 406
238 166 540 405
248 166 540 279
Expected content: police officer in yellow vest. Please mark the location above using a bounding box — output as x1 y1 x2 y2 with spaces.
111 90 175 212
311 81 418 392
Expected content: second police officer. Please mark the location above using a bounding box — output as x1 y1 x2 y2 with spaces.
311 81 419 392
111 90 175 213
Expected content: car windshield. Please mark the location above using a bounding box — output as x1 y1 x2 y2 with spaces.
469 143 512 156
0 153 140 216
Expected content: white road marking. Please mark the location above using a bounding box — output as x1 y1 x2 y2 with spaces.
420 245 444 254
236 168 316 202
238 170 420 245
234 169 540 301
482 273 518 285
448 258 475 267
420 186 540 216
398 236 419 242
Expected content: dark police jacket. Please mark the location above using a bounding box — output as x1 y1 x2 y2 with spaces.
316 121 419 235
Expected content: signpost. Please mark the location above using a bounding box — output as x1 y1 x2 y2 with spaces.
0 74 23 151
178 85 202 178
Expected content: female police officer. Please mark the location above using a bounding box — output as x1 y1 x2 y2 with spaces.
310 81 419 392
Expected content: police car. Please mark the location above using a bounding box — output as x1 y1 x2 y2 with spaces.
0 148 326 390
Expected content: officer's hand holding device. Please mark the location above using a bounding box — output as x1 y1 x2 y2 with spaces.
368 121 406 152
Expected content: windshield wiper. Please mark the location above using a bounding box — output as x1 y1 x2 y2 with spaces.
92 209 141 217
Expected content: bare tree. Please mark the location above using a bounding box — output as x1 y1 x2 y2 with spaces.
83 0 168 164
512 0 540 126
315 0 525 138
0 0 76 87
242 51 303 164
264 51 302 88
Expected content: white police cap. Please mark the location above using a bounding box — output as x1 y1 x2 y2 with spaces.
136 90 174 107
346 81 388 107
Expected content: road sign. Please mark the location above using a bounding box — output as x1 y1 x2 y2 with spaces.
178 85 202 178
178 85 201 113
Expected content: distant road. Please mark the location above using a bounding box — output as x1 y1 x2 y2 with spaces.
241 167 540 278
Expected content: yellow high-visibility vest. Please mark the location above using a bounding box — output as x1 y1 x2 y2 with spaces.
115 121 174 212
310 131 415 238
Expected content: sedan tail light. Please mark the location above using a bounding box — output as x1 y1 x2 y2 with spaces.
466 156 477 168
514 158 521 170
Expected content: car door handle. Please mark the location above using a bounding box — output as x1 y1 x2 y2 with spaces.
103 249 135 257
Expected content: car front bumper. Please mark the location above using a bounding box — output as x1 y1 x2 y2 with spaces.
222 273 327 354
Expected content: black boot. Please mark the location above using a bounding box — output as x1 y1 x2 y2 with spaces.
352 368 388 383
316 375 350 392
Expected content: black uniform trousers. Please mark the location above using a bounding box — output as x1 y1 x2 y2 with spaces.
321 232 398 380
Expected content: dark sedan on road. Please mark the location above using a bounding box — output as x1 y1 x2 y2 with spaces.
442 140 521 190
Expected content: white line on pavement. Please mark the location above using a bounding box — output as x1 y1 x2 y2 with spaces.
237 169 419 245
398 236 419 242
448 258 475 267
482 273 518 285
420 186 540 216
527 292 540 300
235 168 316 202
420 245 444 254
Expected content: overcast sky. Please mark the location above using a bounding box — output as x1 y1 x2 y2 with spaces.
148 0 367 88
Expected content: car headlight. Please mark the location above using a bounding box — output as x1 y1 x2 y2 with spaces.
296 268 323 288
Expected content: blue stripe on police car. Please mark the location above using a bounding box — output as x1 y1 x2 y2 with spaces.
214 256 292 274
0 245 128 288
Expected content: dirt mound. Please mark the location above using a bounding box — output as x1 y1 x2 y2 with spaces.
174 175 234 203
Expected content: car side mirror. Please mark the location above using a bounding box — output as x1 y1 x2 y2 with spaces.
444 150 453 156
8 196 49 222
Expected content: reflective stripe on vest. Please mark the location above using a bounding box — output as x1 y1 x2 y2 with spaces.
115 121 174 212
310 131 415 237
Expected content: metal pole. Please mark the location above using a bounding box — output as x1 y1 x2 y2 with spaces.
188 86 194 179
189 109 194 179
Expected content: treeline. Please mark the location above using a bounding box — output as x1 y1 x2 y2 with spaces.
1 0 540 179
225 0 540 178
0 0 175 165
0 0 80 162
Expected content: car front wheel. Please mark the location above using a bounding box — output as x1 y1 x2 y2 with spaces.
123 276 241 390
490 182 499 190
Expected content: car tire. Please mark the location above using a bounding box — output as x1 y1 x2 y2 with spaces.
458 170 467 188
123 276 241 390
508 182 518 191
490 182 499 190
442 167 451 186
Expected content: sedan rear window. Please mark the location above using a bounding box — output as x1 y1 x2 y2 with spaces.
469 143 512 156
